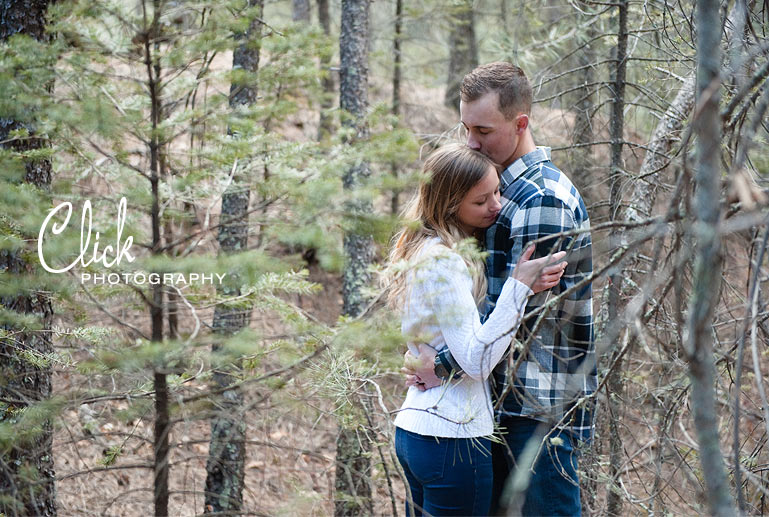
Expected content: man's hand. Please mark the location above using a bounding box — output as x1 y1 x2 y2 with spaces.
401 343 442 391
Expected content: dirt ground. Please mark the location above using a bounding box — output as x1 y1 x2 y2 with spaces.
53 261 413 516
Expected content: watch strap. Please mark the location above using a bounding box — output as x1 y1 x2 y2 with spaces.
435 347 464 379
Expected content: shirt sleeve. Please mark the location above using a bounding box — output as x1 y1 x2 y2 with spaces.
416 251 533 381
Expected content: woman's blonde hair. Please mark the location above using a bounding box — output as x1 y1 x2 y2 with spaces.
386 143 499 308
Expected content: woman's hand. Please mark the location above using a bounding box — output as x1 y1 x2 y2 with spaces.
512 245 568 294
401 344 442 391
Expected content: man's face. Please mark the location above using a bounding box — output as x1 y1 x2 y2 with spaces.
460 91 522 168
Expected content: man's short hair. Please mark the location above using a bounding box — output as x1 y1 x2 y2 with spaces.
460 62 533 120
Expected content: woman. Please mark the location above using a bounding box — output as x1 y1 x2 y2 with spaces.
387 143 566 516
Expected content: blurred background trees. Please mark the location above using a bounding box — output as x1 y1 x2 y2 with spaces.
0 0 768 515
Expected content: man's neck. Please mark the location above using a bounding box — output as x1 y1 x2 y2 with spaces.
504 130 536 168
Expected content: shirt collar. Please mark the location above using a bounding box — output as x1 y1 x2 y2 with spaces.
500 146 551 191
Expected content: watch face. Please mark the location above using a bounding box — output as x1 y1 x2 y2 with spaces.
434 357 449 379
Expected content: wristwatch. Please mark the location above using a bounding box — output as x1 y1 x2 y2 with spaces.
433 353 450 379
434 348 464 379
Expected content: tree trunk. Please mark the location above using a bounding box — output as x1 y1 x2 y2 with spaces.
390 0 402 215
0 2 56 516
317 0 335 140
392 0 402 120
606 0 628 514
203 1 262 514
572 11 598 513
624 74 695 223
685 0 736 512
142 2 170 514
625 2 740 225
335 1 374 515
339 0 372 318
444 0 478 110
292 0 311 23
570 12 596 205
500 0 509 30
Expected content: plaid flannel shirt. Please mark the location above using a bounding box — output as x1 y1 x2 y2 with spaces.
438 147 596 442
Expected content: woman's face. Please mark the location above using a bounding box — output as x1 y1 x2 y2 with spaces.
456 166 502 234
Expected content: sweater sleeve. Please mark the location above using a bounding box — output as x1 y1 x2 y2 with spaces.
417 251 532 381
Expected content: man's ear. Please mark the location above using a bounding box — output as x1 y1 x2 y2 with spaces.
516 114 529 133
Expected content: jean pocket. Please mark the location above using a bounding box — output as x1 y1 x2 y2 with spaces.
405 432 450 484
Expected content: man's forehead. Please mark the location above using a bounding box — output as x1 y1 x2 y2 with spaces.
460 93 504 126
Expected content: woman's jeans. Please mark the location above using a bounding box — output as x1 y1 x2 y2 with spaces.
395 427 493 516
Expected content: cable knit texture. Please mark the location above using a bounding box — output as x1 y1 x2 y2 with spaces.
394 238 532 438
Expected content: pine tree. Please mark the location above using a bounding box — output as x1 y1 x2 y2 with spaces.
685 0 736 512
335 0 374 514
605 0 629 514
317 0 335 140
0 1 57 515
204 1 263 513
445 0 477 110
293 0 311 23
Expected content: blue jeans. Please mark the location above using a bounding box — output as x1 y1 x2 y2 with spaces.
395 427 493 516
491 416 582 516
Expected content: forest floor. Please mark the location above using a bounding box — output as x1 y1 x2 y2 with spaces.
52 261 413 516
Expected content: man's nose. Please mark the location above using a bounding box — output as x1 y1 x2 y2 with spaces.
467 133 481 151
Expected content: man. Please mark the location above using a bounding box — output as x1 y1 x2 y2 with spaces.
404 62 596 516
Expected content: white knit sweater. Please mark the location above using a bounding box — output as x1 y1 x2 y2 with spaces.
393 238 532 438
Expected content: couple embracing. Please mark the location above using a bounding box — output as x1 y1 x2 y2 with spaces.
386 62 596 516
